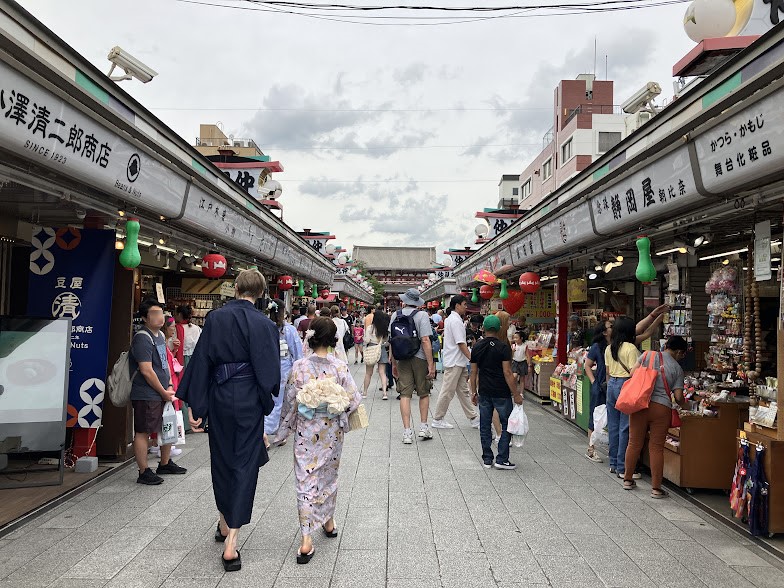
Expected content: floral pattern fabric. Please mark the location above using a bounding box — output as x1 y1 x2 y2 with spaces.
275 354 362 536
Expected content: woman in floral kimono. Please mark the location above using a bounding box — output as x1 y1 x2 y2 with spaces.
275 316 362 564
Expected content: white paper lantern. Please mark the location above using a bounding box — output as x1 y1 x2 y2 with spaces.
683 0 736 43
474 222 490 238
325 243 336 255
349 268 357 276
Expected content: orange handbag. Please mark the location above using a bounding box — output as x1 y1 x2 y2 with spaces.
615 351 660 415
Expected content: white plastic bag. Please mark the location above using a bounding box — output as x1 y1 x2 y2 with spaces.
175 409 186 445
507 403 529 448
590 404 609 446
160 401 178 446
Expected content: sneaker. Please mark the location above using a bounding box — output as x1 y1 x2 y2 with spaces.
585 447 603 463
609 467 617 474
148 445 160 456
137 468 164 485
170 446 183 457
431 419 454 429
418 424 433 440
482 461 493 469
617 472 642 480
494 460 517 470
470 417 481 429
157 460 187 475
402 429 414 444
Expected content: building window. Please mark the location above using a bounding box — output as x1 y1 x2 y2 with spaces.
522 179 532 199
598 131 622 153
561 138 573 163
512 187 519 196
542 158 552 181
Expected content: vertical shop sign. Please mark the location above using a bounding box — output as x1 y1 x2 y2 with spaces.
755 220 772 281
27 227 114 428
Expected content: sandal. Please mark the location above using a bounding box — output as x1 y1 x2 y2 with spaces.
651 488 669 499
623 480 637 490
323 524 338 538
222 550 241 572
215 523 227 542
382 394 388 400
296 546 315 564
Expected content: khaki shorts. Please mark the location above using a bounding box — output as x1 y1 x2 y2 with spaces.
396 357 432 398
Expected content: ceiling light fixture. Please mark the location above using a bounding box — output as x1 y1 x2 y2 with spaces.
699 247 749 261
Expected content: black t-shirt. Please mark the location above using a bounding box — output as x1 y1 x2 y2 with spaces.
470 336 512 398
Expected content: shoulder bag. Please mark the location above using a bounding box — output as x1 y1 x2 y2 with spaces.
615 351 659 415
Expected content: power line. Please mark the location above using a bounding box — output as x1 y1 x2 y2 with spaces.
151 106 551 112
264 143 539 150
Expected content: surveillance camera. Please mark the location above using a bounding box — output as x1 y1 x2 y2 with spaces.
75 208 86 220
107 46 158 83
621 82 662 115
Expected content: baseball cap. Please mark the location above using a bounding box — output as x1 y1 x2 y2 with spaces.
483 315 501 332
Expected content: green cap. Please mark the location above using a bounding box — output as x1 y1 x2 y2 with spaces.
483 314 501 332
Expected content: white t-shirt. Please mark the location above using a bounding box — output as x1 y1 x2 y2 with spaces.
442 311 469 368
512 343 526 362
181 323 202 356
333 317 348 349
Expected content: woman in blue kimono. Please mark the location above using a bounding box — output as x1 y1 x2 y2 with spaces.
263 298 303 448
177 269 280 573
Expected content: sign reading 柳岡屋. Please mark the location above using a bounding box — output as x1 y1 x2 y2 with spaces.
0 61 187 218
693 90 782 195
27 227 115 429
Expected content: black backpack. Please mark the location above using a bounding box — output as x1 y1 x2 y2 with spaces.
342 318 354 351
390 309 422 360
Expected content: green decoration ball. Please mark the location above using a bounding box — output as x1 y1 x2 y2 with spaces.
119 217 141 269
297 279 305 297
635 236 657 283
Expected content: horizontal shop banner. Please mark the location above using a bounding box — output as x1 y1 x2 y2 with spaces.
540 201 596 255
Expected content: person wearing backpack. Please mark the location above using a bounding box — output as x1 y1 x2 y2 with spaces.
389 289 435 444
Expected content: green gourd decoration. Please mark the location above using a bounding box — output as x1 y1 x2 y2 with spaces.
635 235 656 283
312 284 318 298
471 288 479 304
119 217 141 269
297 279 305 297
499 279 509 299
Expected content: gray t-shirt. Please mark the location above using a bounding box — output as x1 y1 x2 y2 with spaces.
129 327 171 402
636 351 684 408
390 307 433 361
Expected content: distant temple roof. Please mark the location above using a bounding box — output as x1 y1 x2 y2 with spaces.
353 246 437 271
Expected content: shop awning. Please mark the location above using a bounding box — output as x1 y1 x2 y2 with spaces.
315 294 337 303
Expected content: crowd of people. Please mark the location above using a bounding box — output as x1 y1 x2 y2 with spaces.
128 273 687 572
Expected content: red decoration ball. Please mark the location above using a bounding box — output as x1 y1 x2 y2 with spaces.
518 272 541 294
277 275 294 291
202 252 227 279
479 284 494 300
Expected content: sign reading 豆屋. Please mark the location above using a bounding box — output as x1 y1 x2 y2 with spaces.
0 61 187 218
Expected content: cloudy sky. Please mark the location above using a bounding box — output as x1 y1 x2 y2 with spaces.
19 0 696 265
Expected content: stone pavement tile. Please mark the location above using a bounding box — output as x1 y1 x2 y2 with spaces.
646 501 707 523
340 524 387 550
437 550 493 579
160 579 220 588
277 544 338 578
595 515 652 544
386 580 442 588
528 534 577 557
535 554 604 587
732 565 784 588
3 548 86 588
661 539 775 584
635 555 709 588
170 545 228 579
46 580 108 588
487 550 548 584
38 493 121 529
332 549 386 581
127 491 203 528
387 547 440 578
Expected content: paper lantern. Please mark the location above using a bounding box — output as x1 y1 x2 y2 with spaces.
320 288 330 299
202 252 227 279
636 235 657 283
502 289 526 315
499 279 509 299
519 272 541 294
277 275 294 291
119 217 141 269
683 0 736 43
471 288 479 303
297 279 305 297
479 284 494 300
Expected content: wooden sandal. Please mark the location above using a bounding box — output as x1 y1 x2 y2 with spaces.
623 480 637 490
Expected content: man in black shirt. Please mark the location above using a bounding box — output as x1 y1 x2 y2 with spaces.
469 315 523 470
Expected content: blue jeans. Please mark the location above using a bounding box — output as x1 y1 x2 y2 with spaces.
607 376 630 472
479 395 513 464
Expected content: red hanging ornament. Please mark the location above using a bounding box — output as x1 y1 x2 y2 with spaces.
320 288 331 299
277 275 294 291
519 272 541 294
479 284 494 300
502 289 526 315
202 251 227 279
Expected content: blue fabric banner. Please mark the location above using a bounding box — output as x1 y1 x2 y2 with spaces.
27 227 115 428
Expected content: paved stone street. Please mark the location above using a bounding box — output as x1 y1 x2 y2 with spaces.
2 363 784 588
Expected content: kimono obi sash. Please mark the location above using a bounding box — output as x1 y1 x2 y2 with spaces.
298 402 335 420
214 362 254 385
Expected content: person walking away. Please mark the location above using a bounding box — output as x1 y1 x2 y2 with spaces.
177 270 280 572
353 318 365 364
297 304 316 341
330 305 349 362
623 336 688 498
604 316 640 480
294 306 308 330
274 317 362 564
470 315 523 469
263 299 303 448
584 319 611 463
363 310 390 398
130 300 187 485
389 289 435 444
432 295 479 429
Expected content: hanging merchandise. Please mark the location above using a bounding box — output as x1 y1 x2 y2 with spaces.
730 439 751 520
277 275 294 291
499 279 509 299
502 289 526 315
747 444 770 537
311 284 318 298
519 272 541 294
202 251 227 279
635 235 656 283
320 288 330 299
297 279 305 297
119 217 141 269
473 270 498 285
706 265 742 372
479 284 494 300
471 288 479 303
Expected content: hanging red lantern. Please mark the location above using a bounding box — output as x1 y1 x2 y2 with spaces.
519 272 541 294
277 275 294 291
479 284 494 300
202 251 227 279
320 288 331 299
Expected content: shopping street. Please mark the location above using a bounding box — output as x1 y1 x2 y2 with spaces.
2 365 783 588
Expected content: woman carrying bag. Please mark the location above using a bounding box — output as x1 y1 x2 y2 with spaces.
622 336 688 498
362 310 390 399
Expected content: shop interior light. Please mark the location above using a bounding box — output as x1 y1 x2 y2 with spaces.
693 233 712 247
699 247 748 261
158 236 166 245
673 239 687 254
603 262 614 273
722 259 730 265
115 239 124 250
614 252 624 262
173 251 185 261
118 209 125 217
601 288 608 293
656 247 681 256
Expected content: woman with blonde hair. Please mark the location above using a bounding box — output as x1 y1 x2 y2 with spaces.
275 317 362 564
